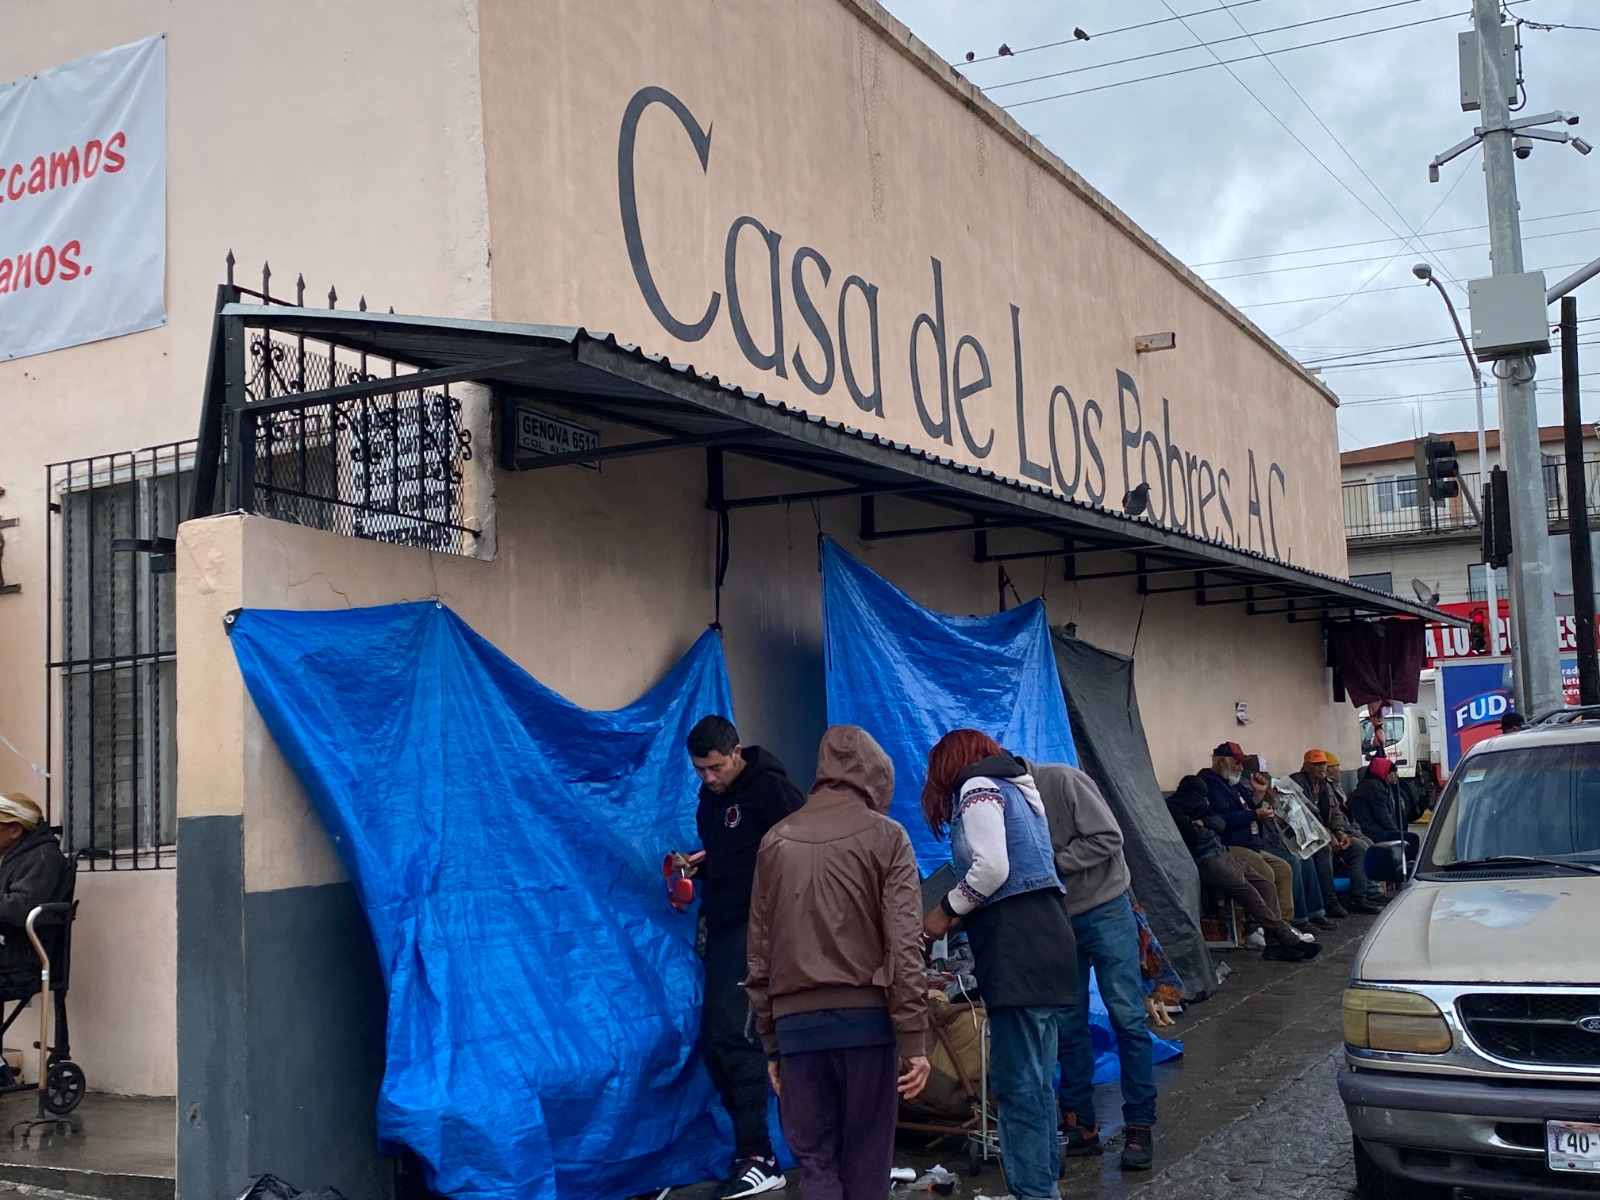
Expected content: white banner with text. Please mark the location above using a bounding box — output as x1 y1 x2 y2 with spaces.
0 35 166 361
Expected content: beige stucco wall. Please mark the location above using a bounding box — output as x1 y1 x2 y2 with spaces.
0 870 176 1098
0 0 492 1099
180 456 1360 903
68 870 177 1096
478 0 1346 575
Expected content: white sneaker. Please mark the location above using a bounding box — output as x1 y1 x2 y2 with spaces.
1245 929 1266 949
1295 928 1316 944
715 1157 785 1199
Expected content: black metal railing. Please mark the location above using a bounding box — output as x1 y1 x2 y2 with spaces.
215 263 478 555
1343 456 1600 541
243 334 477 554
46 443 191 869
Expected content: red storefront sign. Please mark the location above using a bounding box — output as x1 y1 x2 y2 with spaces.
1425 599 1599 670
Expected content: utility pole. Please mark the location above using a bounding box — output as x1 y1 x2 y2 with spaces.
1468 1 1560 713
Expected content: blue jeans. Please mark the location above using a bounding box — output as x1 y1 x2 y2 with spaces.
1055 895 1157 1130
1288 852 1324 921
988 1005 1069 1200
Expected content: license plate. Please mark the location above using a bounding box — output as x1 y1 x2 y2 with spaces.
1549 1121 1600 1172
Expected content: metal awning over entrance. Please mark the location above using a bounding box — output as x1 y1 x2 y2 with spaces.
193 300 1460 627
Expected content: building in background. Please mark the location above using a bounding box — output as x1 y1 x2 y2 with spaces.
1342 426 1600 610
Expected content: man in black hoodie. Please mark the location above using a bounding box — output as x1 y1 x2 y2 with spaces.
682 716 805 1200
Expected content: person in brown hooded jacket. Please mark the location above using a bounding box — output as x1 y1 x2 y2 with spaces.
745 725 930 1200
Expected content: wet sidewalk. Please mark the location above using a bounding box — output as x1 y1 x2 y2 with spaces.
0 1092 173 1200
678 911 1374 1200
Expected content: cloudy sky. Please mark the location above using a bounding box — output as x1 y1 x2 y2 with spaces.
878 0 1600 452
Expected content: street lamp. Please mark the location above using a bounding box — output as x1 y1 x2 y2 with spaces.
1412 263 1489 493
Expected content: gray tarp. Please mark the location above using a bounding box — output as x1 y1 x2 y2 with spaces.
1052 631 1220 1001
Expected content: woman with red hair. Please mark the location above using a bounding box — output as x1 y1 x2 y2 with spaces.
920 730 1077 1200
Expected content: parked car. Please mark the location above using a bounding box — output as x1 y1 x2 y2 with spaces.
1340 717 1600 1199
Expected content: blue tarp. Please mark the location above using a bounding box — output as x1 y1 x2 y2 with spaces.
821 538 1080 872
820 543 1180 1072
1087 972 1182 1083
228 603 741 1200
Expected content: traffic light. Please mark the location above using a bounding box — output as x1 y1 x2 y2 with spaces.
1483 466 1513 568
1423 434 1460 501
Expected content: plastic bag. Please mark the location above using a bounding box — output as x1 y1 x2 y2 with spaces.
236 1178 299 1200
1269 777 1332 859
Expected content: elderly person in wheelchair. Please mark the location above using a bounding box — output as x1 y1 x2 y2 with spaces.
0 794 78 1109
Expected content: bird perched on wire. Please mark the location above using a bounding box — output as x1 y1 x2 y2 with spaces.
965 50 975 61
1122 482 1151 518
1074 26 1091 41
997 42 1014 56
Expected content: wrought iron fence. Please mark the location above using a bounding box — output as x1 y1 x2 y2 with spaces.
210 264 479 555
1343 456 1600 541
46 443 192 869
240 331 478 554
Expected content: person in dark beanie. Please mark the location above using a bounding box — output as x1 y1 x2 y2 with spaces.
680 716 805 1198
746 726 930 1200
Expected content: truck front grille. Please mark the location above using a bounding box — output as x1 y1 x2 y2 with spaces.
1458 992 1600 1067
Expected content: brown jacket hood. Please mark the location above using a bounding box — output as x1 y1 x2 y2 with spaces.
810 725 895 814
743 724 927 1058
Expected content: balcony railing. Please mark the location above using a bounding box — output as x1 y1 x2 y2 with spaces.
1342 456 1600 541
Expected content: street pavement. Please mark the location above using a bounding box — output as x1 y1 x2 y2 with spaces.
666 910 1375 1199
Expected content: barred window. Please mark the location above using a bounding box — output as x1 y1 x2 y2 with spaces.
51 447 191 867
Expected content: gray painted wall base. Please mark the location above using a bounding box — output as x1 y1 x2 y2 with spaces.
178 815 393 1200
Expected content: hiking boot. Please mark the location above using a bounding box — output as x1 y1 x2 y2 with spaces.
713 1156 785 1199
1060 1111 1103 1156
1344 898 1383 915
1120 1125 1154 1171
1324 901 1350 919
1311 916 1338 931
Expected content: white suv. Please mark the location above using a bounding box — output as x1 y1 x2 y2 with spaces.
1340 719 1600 1199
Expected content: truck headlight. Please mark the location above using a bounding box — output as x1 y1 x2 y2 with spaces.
1343 987 1452 1054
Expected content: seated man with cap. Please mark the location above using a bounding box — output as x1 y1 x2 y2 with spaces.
1197 743 1297 929
0 794 70 1003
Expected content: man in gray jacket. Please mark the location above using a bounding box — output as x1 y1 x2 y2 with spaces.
1019 757 1156 1172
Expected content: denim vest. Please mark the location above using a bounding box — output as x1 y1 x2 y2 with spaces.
950 777 1065 906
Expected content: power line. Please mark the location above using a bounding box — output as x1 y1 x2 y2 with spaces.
1517 17 1600 33
984 1 1427 93
1205 222 1600 281
1269 159 1475 336
1003 7 1524 110
1212 0 1469 292
962 0 1269 65
1298 315 1600 365
1314 337 1600 372
1337 374 1600 406
1190 206 1600 268
1152 0 1473 328
1237 258 1591 308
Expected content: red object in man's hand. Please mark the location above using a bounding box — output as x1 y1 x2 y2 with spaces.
663 854 697 913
